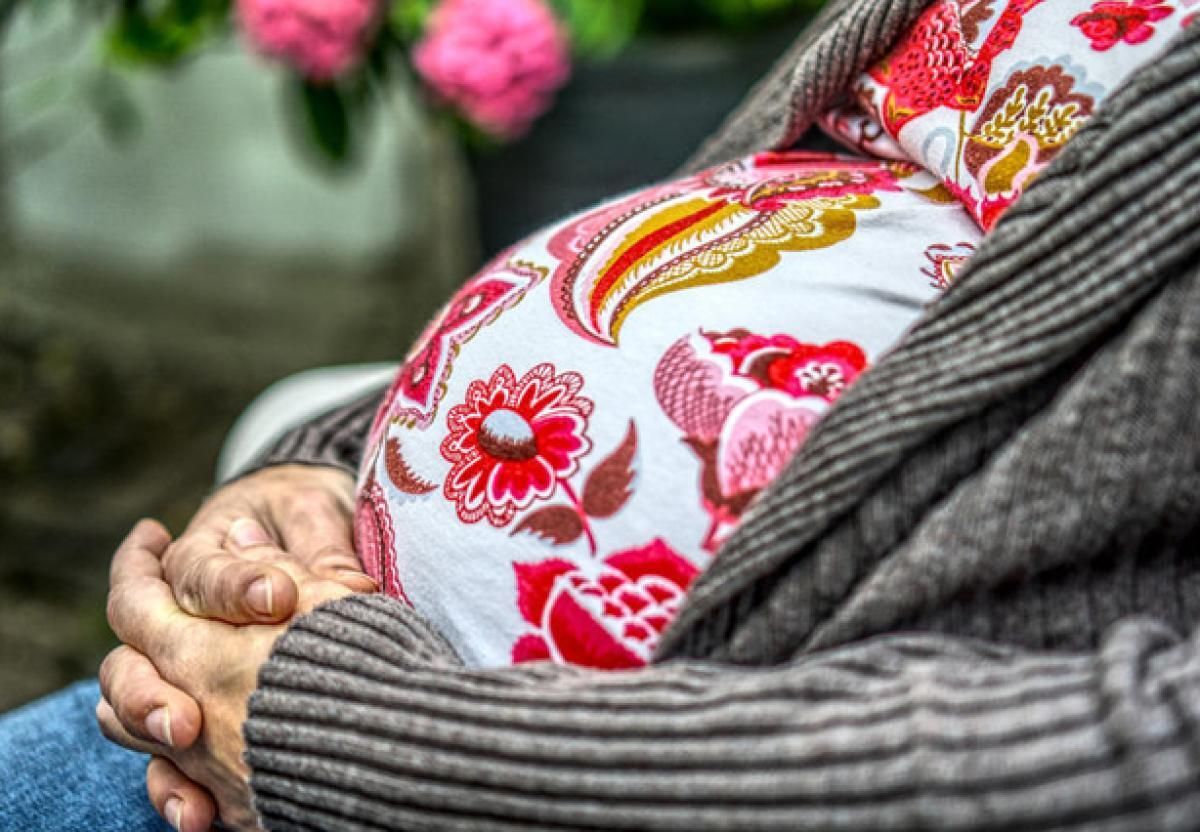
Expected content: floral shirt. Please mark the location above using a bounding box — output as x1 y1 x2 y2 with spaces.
353 0 1187 670
821 0 1194 229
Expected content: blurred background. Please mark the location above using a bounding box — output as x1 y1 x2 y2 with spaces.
0 0 819 711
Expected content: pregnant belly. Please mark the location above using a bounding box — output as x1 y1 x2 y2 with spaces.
353 150 981 669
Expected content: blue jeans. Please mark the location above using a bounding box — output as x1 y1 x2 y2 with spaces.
0 679 169 831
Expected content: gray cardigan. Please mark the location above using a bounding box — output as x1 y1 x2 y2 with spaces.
243 2 1200 828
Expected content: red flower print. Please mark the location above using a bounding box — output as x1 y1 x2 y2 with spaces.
441 363 593 527
869 0 1046 134
1071 0 1174 50
705 331 868 401
365 257 543 448
511 539 699 668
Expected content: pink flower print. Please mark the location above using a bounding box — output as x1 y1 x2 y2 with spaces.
656 332 868 552
705 332 868 401
1071 0 1175 50
353 473 410 604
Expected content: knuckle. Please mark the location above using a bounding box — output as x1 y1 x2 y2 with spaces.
97 651 119 694
160 539 195 584
133 518 168 545
96 714 119 744
98 650 154 723
95 702 128 747
285 488 333 519
130 574 162 595
105 584 130 630
107 578 152 633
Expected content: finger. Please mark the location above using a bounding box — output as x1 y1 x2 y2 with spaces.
274 494 377 592
106 520 179 658
276 490 361 574
228 510 372 598
147 756 218 832
109 519 172 589
166 539 299 625
96 697 158 756
106 566 185 659
98 646 203 751
312 547 378 593
295 577 356 615
228 513 373 592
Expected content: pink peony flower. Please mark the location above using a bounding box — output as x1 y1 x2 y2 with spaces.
413 0 571 139
237 0 380 82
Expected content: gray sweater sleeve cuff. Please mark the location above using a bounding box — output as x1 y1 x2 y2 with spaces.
245 594 1200 831
228 385 387 484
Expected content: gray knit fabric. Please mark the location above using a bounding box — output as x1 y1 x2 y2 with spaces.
661 20 1200 662
247 384 383 481
244 6 1200 830
249 596 1200 831
681 0 932 172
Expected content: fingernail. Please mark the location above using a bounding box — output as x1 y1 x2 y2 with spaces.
164 796 183 831
246 577 274 617
145 706 173 748
229 517 271 548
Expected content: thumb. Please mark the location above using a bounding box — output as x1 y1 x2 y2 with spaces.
233 515 376 594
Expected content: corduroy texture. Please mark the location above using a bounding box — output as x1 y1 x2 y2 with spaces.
659 22 1200 662
242 5 1200 829
244 385 383 481
249 594 1200 831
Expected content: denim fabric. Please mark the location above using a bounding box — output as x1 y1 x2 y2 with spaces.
0 679 168 831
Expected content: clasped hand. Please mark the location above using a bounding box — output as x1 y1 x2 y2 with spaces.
95 465 375 831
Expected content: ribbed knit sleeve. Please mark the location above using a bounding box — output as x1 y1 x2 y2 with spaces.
244 385 386 480
246 594 1200 832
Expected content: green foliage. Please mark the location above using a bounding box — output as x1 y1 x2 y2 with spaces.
548 0 643 57
640 0 820 32
697 0 818 27
291 79 355 167
389 0 438 40
3 0 826 164
105 0 230 66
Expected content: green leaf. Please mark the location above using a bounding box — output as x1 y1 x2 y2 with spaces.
105 0 229 66
292 79 355 168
